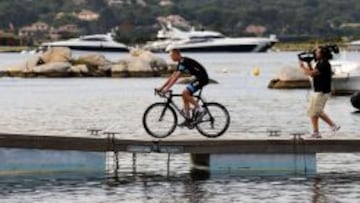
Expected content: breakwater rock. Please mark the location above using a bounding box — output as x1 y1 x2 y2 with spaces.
268 66 311 89
3 47 175 78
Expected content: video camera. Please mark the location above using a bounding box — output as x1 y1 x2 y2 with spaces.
297 44 339 63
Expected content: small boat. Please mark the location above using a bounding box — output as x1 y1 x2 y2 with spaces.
331 60 360 95
41 33 129 52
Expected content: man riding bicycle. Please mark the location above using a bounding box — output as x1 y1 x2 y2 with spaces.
156 49 209 127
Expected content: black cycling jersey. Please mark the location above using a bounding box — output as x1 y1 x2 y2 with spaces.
177 57 209 84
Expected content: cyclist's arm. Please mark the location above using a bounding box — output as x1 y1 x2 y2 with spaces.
162 71 181 92
159 72 174 90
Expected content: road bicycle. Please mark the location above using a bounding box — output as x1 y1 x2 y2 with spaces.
142 89 230 138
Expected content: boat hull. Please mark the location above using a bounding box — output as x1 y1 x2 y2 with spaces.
332 75 360 95
167 41 276 53
41 33 129 52
174 44 257 52
46 45 129 52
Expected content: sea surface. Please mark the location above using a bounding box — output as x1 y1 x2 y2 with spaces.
0 51 359 202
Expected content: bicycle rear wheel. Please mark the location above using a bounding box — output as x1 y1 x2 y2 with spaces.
196 102 230 138
143 103 177 138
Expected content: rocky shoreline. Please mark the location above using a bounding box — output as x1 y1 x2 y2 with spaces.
2 47 176 78
268 66 311 89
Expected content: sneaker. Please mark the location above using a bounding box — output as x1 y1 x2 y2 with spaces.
311 131 322 138
178 119 191 128
180 109 188 117
331 124 341 133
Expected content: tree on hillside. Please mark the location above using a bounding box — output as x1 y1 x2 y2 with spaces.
0 0 359 43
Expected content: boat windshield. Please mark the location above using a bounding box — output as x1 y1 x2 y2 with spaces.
81 37 108 42
189 35 224 40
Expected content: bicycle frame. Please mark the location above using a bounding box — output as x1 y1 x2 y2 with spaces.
158 89 214 123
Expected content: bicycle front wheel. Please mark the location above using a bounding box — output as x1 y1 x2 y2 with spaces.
143 103 177 138
196 102 230 138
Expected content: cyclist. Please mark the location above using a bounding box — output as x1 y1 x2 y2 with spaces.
156 49 209 127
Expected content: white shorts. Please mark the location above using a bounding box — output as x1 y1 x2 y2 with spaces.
307 92 330 117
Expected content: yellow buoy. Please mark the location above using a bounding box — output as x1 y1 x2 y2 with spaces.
221 68 228 73
253 67 260 76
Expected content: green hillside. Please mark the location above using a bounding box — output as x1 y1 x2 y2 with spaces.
0 0 359 44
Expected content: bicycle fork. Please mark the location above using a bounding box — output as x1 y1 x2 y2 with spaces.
158 103 170 122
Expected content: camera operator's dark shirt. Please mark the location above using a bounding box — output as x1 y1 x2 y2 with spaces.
313 60 332 93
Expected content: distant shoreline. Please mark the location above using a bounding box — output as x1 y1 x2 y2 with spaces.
272 42 348 52
0 46 30 53
0 42 350 53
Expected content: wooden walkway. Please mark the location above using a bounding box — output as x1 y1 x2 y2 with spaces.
1 133 360 154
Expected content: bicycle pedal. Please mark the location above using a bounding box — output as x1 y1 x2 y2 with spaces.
187 120 198 129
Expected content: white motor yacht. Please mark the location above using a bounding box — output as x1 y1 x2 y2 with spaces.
144 24 278 52
42 33 129 52
166 35 278 52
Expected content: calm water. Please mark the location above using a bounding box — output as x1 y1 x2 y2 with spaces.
0 51 360 202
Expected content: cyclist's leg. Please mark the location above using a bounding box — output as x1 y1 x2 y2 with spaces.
181 88 192 119
184 80 202 109
189 80 208 120
179 87 193 127
179 81 205 126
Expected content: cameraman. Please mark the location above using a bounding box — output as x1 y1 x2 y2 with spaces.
299 46 340 138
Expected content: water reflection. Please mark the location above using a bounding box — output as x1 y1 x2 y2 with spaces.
311 177 329 203
0 170 360 202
